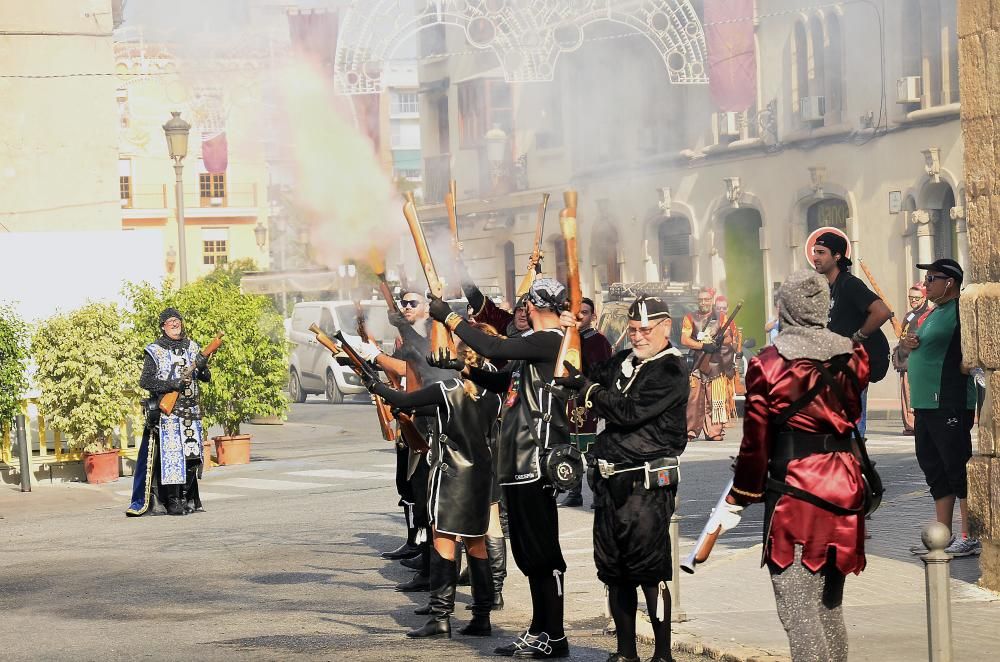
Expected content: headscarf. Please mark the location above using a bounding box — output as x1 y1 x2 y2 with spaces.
526 277 567 310
773 269 853 361
159 307 183 327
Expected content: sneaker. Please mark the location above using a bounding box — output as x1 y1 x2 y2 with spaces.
945 537 982 557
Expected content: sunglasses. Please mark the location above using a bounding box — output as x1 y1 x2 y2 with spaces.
924 274 950 284
400 299 422 308
908 295 924 301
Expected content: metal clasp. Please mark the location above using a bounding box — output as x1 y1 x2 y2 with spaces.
597 459 615 479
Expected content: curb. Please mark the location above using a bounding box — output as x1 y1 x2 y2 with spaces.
629 612 791 662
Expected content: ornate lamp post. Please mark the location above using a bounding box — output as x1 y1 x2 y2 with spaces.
254 221 267 251
163 112 191 286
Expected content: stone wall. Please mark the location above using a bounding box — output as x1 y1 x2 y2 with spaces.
958 0 1000 592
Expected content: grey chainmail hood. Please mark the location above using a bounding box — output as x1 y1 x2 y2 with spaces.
773 269 853 361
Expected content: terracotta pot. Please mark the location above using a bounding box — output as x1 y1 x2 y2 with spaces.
83 449 120 484
214 434 251 465
202 438 214 470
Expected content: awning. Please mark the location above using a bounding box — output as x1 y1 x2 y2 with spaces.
392 149 422 170
240 269 342 295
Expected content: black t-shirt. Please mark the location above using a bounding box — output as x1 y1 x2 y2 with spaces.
827 270 890 383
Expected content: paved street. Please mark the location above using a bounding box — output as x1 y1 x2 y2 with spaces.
0 398 996 661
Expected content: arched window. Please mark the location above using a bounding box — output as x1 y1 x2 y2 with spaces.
657 215 693 282
825 13 844 119
808 15 826 99
791 21 809 114
807 199 849 234
593 226 621 290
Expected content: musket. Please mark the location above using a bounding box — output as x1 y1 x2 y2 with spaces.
402 191 456 357
680 477 735 574
445 179 461 254
354 301 396 443
690 301 744 377
554 195 582 378
159 332 224 415
858 259 904 339
515 193 551 298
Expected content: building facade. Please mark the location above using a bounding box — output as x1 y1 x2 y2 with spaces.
351 0 964 410
0 0 122 233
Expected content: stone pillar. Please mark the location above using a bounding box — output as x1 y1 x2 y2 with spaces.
912 209 936 264
958 0 1000 592
951 205 972 268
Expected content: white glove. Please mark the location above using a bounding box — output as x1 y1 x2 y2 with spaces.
713 501 744 534
355 341 383 363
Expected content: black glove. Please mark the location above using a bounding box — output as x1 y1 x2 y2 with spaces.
387 310 407 329
195 353 209 370
553 361 589 393
427 296 454 324
167 378 185 392
426 348 465 372
701 342 719 353
360 369 381 392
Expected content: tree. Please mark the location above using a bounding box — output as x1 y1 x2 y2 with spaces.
0 303 29 429
32 303 141 453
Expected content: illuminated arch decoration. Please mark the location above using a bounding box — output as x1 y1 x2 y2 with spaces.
334 0 708 94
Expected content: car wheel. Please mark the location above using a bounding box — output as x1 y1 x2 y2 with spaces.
326 370 344 404
289 369 307 403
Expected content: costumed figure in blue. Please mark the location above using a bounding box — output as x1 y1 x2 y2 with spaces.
126 308 211 517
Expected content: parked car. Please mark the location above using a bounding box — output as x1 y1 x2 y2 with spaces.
287 300 399 404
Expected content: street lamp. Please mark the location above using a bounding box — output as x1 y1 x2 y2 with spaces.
163 111 191 286
165 246 177 274
485 123 508 190
254 221 267 250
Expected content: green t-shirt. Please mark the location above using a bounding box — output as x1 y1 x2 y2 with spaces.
907 299 976 410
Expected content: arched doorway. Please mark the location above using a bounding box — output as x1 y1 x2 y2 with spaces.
806 198 850 234
593 225 621 291
657 215 693 282
721 209 766 347
933 188 956 260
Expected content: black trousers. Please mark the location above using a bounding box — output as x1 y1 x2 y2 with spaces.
593 473 675 585
504 481 566 576
395 444 414 503
410 455 431 529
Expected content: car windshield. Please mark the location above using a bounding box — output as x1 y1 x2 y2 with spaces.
334 304 398 344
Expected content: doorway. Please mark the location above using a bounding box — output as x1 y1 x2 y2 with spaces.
722 209 766 347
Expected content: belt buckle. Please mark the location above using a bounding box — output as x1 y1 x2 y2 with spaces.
597 459 615 479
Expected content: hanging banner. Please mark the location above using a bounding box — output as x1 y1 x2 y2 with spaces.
705 0 757 112
202 132 228 174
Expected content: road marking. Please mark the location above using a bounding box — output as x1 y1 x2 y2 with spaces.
286 469 395 480
211 478 333 491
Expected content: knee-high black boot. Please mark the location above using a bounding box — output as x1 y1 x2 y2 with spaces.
396 540 431 592
468 536 507 610
383 501 421 560
459 554 493 636
407 548 455 639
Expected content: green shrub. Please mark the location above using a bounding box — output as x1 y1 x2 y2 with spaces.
32 303 141 453
0 303 29 428
125 277 288 437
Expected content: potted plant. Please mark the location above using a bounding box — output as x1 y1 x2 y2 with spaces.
124 275 287 466
0 302 29 444
32 303 141 484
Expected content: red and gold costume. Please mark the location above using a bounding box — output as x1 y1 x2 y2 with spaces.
682 310 737 440
731 344 871 575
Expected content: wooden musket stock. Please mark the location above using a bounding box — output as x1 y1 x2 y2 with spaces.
859 259 904 339
554 199 582 378
516 193 550 298
402 192 456 357
159 332 224 415
354 302 396 443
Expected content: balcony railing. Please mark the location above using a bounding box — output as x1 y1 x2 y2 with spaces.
120 183 259 211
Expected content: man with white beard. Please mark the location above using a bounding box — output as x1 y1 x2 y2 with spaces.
555 295 688 662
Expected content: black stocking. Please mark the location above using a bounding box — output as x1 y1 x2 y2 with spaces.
527 574 544 634
608 584 638 658
641 583 672 661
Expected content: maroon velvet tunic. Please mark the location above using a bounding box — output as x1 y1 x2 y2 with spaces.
731 344 870 575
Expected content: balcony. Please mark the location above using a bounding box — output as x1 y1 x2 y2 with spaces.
121 183 260 221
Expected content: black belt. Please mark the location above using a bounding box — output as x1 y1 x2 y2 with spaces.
767 430 861 516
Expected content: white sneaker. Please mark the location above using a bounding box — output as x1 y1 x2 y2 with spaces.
910 535 955 555
945 537 982 557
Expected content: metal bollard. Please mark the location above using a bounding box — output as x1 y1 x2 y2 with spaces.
921 521 953 662
15 414 30 492
668 494 686 622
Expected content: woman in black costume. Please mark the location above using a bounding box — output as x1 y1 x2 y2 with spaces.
364 341 501 640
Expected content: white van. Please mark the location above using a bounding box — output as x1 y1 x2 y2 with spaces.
287 300 399 404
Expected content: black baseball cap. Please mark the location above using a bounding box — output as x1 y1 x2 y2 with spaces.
917 258 964 283
815 232 852 266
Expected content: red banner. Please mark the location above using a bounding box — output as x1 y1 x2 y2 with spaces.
705 0 757 112
202 133 228 174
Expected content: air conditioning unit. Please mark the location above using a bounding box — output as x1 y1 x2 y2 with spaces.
896 76 922 104
800 96 826 122
715 112 741 140
210 197 224 207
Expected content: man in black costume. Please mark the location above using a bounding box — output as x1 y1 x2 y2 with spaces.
127 308 211 517
556 295 688 662
428 277 570 659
